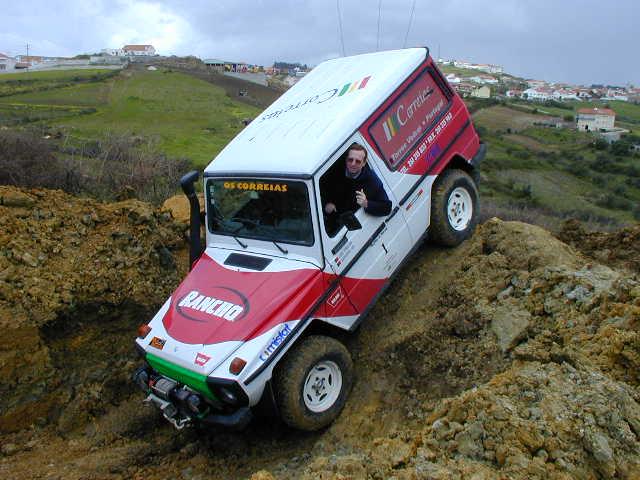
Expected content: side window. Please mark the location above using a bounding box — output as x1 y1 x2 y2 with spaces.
319 142 392 238
368 68 451 170
319 149 351 238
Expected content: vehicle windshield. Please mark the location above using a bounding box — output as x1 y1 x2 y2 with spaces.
206 178 314 246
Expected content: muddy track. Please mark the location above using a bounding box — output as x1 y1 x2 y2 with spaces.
1 187 639 479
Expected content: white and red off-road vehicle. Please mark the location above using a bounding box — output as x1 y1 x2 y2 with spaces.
133 47 485 430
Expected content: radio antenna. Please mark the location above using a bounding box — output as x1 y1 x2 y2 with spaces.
337 0 346 56
402 0 417 48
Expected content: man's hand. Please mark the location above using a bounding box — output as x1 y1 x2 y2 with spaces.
355 189 368 209
325 202 336 214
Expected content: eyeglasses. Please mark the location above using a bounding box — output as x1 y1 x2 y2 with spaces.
346 157 364 165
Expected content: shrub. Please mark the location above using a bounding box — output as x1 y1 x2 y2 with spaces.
592 139 609 151
610 140 630 156
0 130 191 204
0 129 75 190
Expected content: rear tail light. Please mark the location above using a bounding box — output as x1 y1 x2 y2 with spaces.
137 324 151 338
229 357 247 375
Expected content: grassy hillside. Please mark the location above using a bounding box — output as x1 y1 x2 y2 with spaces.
474 103 640 227
1 66 638 227
0 67 260 167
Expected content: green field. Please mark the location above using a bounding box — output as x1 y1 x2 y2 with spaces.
0 67 260 167
474 103 640 226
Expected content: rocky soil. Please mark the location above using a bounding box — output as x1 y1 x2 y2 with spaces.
1 186 639 479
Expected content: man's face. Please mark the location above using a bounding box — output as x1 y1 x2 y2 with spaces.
346 149 366 175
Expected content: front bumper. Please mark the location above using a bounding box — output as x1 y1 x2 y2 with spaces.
133 365 252 430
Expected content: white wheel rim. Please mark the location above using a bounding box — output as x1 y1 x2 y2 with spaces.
447 187 473 231
303 360 342 413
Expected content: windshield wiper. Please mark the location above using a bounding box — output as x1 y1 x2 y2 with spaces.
271 240 288 255
232 235 247 249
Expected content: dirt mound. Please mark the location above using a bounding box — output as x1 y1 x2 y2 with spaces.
558 219 640 273
0 186 188 433
1 187 639 480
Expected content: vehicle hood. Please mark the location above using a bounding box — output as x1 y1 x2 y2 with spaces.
161 250 324 347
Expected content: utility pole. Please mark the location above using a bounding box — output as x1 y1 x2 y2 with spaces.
25 43 30 70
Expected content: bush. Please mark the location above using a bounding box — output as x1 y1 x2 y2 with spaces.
610 140 630 156
595 193 632 210
0 130 192 204
593 139 609 151
0 130 75 190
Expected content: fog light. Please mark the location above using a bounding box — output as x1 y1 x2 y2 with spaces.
137 324 151 338
218 387 237 405
187 394 202 413
229 357 247 375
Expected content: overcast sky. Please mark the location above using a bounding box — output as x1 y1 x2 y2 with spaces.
1 0 638 87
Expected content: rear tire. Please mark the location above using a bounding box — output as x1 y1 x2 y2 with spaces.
430 169 479 246
273 335 353 431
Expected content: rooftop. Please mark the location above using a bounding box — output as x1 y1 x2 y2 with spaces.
577 108 616 116
205 48 427 177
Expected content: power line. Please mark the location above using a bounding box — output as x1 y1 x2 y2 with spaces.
337 0 346 56
377 0 382 51
402 0 417 48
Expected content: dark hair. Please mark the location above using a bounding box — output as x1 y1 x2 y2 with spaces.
348 142 368 162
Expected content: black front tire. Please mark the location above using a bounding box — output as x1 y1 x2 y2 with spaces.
273 335 353 431
430 169 479 246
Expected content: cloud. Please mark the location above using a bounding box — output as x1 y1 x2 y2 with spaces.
0 0 638 85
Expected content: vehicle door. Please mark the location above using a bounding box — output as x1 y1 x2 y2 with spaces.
316 135 413 317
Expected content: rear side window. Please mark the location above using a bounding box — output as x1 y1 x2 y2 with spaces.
368 68 450 169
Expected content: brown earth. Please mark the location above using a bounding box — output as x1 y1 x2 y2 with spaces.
1 187 639 479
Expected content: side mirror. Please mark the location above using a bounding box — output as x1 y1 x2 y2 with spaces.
180 170 202 270
339 211 362 231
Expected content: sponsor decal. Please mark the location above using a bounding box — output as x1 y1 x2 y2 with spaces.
259 324 293 362
382 112 401 141
223 181 288 192
405 188 424 211
327 286 345 307
194 352 211 366
258 75 371 122
369 69 448 168
176 287 249 323
382 87 435 142
150 336 166 350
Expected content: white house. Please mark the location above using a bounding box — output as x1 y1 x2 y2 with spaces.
471 85 491 99
0 53 16 71
526 79 547 88
101 48 125 56
603 89 628 101
523 87 553 101
445 73 461 84
122 45 156 56
552 89 579 101
576 89 593 100
505 90 523 98
469 63 503 74
15 55 45 66
576 108 615 131
469 74 498 85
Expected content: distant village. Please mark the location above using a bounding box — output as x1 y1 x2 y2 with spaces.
1 44 638 142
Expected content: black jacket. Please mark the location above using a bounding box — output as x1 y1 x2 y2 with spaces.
323 164 392 217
